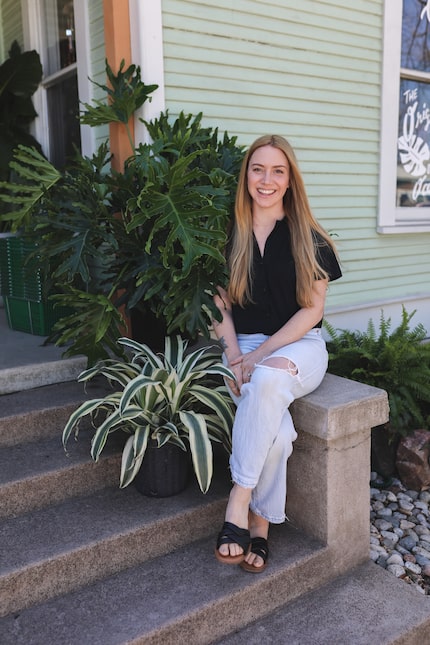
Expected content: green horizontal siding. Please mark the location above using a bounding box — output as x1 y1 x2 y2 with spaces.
0 0 23 60
161 0 430 321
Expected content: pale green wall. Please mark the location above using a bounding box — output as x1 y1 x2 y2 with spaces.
161 0 430 325
0 0 23 61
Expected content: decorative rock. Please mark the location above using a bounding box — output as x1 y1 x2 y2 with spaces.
399 536 418 551
413 546 430 559
399 499 414 514
396 429 430 491
414 500 429 512
377 507 393 517
406 529 420 543
406 489 419 500
415 526 430 536
374 519 394 532
381 530 399 544
420 533 430 544
405 561 422 575
387 564 406 577
414 554 430 567
377 554 388 567
370 474 430 594
386 553 404 566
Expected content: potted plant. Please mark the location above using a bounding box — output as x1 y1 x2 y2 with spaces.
62 335 235 496
0 61 244 361
324 306 430 477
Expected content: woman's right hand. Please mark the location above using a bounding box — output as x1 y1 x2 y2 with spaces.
226 360 243 396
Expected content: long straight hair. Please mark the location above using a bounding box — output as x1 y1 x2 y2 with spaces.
228 135 338 308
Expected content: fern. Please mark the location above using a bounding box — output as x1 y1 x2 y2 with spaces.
325 307 430 435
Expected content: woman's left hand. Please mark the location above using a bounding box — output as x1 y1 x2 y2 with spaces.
230 348 266 383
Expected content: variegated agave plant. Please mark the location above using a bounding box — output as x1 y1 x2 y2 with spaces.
62 335 235 493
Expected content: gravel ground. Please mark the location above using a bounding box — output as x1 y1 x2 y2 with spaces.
370 471 430 595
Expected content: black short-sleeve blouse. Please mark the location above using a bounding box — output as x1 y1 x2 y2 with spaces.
231 218 341 335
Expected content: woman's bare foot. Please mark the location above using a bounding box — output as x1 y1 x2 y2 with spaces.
243 510 269 569
217 484 252 559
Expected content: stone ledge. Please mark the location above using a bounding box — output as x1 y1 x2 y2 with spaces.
290 372 389 441
287 372 390 575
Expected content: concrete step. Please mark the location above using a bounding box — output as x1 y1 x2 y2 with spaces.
0 429 122 518
0 380 109 447
0 472 231 618
0 523 330 644
216 560 430 645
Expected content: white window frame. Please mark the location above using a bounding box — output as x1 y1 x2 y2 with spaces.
20 0 95 160
379 0 430 233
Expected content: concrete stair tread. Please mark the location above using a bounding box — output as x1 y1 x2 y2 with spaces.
0 472 230 576
0 429 115 485
0 523 328 645
0 429 124 519
216 560 430 645
0 471 232 617
0 380 109 446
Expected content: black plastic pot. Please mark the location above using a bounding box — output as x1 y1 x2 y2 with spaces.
134 440 190 498
130 308 167 353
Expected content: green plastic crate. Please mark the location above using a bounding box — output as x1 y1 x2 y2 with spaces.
0 237 44 301
4 296 69 336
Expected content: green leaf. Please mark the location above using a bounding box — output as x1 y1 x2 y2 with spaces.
179 410 213 493
120 426 150 488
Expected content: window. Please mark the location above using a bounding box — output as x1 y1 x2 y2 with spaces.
43 0 81 168
22 0 93 167
379 0 430 233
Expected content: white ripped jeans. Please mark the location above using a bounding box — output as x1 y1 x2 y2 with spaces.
226 328 328 524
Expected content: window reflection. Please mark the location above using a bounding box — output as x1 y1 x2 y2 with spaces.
47 73 81 169
45 0 76 76
401 0 430 71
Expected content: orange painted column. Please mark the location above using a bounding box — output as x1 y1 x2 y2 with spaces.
103 0 135 171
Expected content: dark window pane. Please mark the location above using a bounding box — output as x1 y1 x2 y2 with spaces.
401 0 430 71
47 72 81 169
397 78 430 206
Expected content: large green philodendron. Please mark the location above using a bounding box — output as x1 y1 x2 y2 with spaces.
62 336 236 493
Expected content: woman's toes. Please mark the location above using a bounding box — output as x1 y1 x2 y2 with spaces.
218 542 243 558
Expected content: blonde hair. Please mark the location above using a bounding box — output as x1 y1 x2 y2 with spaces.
228 135 338 308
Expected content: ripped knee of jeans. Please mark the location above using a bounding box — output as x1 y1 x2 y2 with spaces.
259 356 298 376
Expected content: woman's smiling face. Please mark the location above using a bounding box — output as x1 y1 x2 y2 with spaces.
247 144 290 213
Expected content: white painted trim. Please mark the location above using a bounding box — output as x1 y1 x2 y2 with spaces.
378 0 430 234
21 0 50 157
74 0 95 156
129 0 165 145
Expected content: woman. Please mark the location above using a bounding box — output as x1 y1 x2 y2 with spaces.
213 134 341 572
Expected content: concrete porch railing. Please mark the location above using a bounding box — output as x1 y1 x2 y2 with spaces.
288 372 390 575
